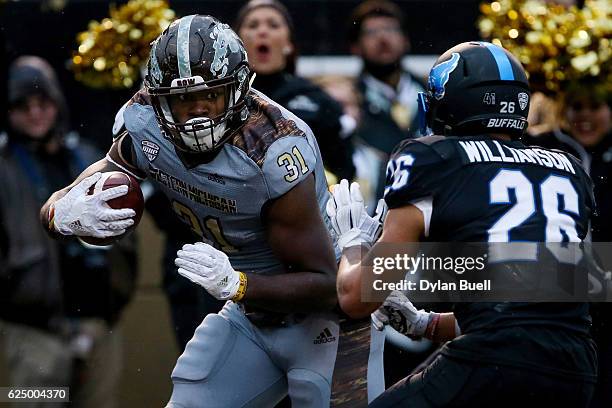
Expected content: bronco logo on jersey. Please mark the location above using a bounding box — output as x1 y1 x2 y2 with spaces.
429 52 460 100
141 140 160 162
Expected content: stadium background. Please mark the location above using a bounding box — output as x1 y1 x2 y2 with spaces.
0 1 498 406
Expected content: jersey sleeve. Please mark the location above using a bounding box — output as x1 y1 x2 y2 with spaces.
262 135 318 199
116 103 157 176
112 101 129 139
383 139 447 209
113 88 150 140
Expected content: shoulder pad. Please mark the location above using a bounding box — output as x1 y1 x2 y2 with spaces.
123 103 157 136
112 88 151 140
391 135 450 163
412 135 446 146
385 136 455 208
230 93 308 166
262 135 317 199
112 101 129 138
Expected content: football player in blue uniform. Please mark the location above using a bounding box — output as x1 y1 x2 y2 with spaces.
328 42 597 407
40 15 340 407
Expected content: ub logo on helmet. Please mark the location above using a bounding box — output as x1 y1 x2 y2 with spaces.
145 15 252 153
418 41 530 138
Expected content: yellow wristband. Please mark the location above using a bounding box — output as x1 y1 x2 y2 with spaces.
232 272 248 302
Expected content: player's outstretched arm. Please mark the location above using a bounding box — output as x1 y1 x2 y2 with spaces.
371 290 459 342
244 174 338 312
337 205 421 317
337 204 459 341
335 205 424 318
39 134 144 237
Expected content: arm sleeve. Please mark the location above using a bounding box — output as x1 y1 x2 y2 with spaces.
262 135 318 199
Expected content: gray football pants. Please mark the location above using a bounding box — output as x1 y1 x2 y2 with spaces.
166 301 339 408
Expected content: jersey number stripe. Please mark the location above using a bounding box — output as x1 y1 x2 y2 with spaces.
172 200 238 252
488 169 580 263
384 154 415 197
277 146 309 183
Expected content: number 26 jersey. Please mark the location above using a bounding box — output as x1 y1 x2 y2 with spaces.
384 135 597 378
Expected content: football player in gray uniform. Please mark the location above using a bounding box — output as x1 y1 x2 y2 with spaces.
40 15 340 408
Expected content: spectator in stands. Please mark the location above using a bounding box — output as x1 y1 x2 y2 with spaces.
524 80 611 241
347 0 425 201
523 78 611 408
526 92 558 135
0 56 137 408
235 0 355 182
315 75 380 199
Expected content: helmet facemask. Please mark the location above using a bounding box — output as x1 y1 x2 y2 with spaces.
149 64 251 153
144 15 252 154
417 91 453 136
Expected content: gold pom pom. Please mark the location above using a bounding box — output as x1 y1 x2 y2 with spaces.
71 0 176 89
478 0 611 93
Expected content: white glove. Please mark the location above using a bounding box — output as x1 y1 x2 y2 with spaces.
326 179 388 250
371 291 432 338
175 242 242 300
51 172 136 238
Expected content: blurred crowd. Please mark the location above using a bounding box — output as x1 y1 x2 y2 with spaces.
0 0 610 407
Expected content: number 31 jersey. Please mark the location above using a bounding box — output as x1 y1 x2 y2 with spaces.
123 90 337 275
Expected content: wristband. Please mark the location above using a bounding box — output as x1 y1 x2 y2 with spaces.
424 312 440 340
232 271 248 302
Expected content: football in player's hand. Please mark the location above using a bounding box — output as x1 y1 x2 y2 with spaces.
80 171 144 246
